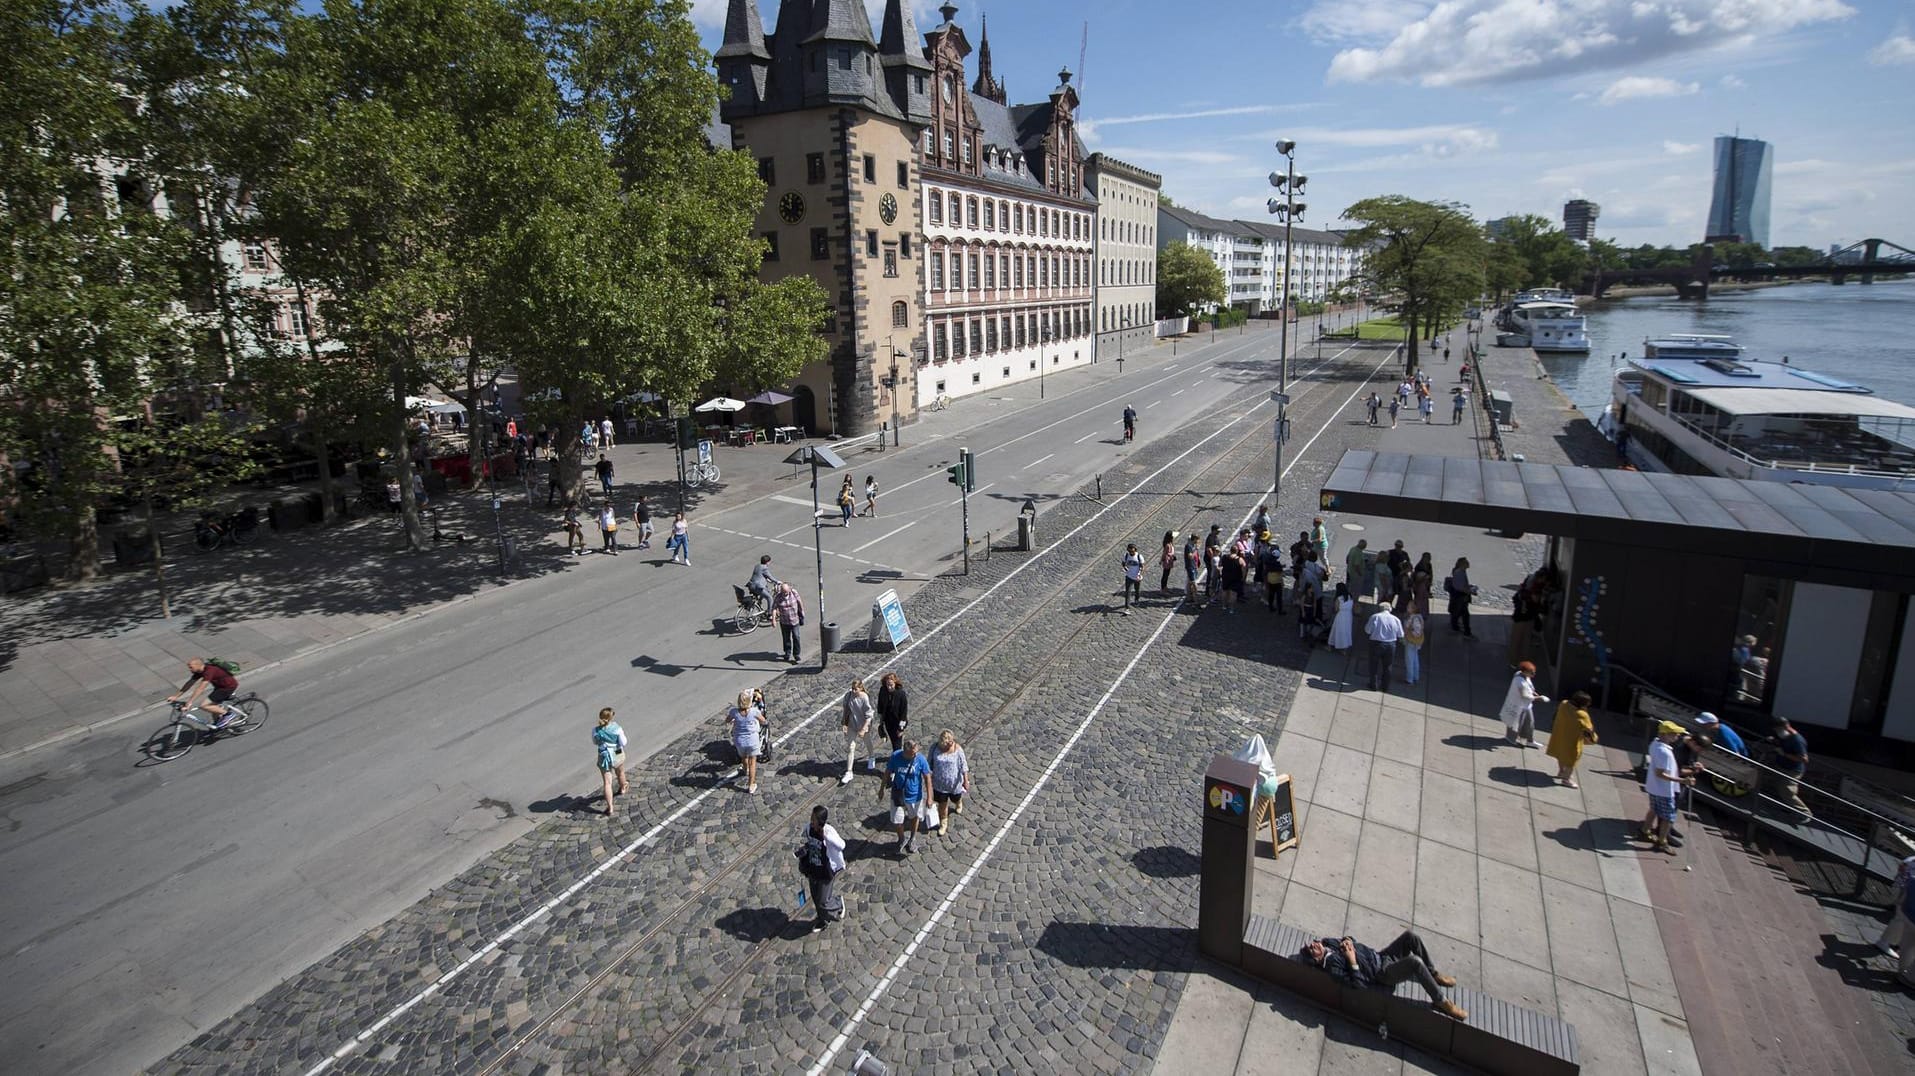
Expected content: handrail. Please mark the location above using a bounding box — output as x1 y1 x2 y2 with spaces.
1665 411 1911 479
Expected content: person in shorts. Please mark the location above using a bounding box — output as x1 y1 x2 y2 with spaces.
592 708 628 817
929 729 970 835
1636 721 1688 855
167 658 240 727
881 739 931 855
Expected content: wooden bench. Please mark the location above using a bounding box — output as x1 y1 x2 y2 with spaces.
1240 915 1580 1076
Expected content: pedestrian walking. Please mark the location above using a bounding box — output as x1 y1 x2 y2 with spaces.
1160 531 1178 594
1365 392 1381 427
1260 541 1286 613
1219 546 1246 614
593 708 628 817
1328 582 1355 651
773 581 805 663
667 511 691 564
1420 393 1435 423
929 729 970 835
1874 854 1915 979
1403 612 1426 683
1388 397 1400 428
1498 661 1548 746
1254 503 1271 535
598 503 620 554
1443 345 1451 363
860 475 879 517
633 496 653 548
1300 550 1327 621
600 416 616 448
595 453 614 495
1311 516 1329 565
838 679 876 784
1374 550 1395 605
725 690 764 794
1445 557 1476 635
1121 543 1145 614
796 805 847 930
1411 553 1434 617
1637 721 1689 855
837 477 856 526
1344 538 1369 597
881 739 932 854
1545 691 1597 788
1451 390 1466 425
1763 717 1813 818
562 500 586 555
1203 526 1224 604
1365 603 1404 692
876 672 909 752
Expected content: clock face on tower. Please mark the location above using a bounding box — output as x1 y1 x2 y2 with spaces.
778 191 806 224
878 193 898 225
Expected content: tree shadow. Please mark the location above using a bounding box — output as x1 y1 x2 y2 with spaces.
1131 845 1200 879
1035 921 1197 973
1487 765 1555 789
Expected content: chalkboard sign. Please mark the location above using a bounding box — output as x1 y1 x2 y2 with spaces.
1256 774 1300 856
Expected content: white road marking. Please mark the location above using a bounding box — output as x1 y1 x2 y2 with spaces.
1171 389 1186 397
1073 431 1100 444
1144 400 1159 408
769 494 816 508
807 341 1395 1075
852 520 918 553
1021 453 1054 472
305 339 1383 1075
949 482 995 506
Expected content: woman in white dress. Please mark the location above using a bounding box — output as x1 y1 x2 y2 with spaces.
1497 660 1549 747
1327 582 1355 651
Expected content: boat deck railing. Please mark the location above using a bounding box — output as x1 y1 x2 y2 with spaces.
1666 412 1915 479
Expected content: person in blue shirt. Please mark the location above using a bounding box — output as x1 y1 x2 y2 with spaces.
1693 712 1746 756
882 739 932 855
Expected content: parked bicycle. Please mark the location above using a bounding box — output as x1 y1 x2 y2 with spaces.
930 393 952 412
144 694 271 762
684 460 721 488
193 507 259 552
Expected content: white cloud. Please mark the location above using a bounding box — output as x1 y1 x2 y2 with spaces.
1300 0 1434 42
1092 147 1246 167
1720 73 1746 88
1093 104 1308 127
1662 140 1699 155
1258 123 1501 154
1870 34 1915 65
1317 0 1856 87
1598 76 1699 104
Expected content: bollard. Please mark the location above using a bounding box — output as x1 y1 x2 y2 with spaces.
1017 515 1034 551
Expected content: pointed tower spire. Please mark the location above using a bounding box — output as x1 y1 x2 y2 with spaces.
880 0 933 123
716 0 770 119
716 0 768 60
971 12 1005 104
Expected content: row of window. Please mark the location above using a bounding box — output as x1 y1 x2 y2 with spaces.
1100 304 1153 332
1100 259 1154 287
926 189 1089 243
762 228 914 271
758 153 911 192
1100 218 1153 245
926 247 1090 293
929 305 1092 362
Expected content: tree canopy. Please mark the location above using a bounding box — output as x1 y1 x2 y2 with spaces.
1155 241 1227 319
1340 196 1485 371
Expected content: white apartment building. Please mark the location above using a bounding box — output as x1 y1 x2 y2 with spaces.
1239 222 1363 309
1158 204 1255 313
1086 153 1160 361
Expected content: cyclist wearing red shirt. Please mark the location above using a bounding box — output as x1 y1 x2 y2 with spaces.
168 658 239 728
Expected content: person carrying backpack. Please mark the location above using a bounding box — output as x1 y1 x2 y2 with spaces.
167 657 241 728
795 805 847 930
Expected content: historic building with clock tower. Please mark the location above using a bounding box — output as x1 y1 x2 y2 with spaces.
716 0 931 437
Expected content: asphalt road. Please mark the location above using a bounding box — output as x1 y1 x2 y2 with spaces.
0 318 1345 1073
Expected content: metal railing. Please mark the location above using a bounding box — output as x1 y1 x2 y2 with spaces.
1664 411 1914 480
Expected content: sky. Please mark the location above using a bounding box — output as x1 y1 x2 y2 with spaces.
691 0 1915 251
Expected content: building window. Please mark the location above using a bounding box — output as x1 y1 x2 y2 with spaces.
968 253 980 290
762 231 780 261
915 74 928 95
986 319 998 353
970 321 982 354
999 200 1009 231
922 129 933 157
1038 210 1047 237
897 161 909 189
983 255 995 289
1013 257 1023 288
953 319 966 356
948 251 960 289
942 130 954 161
929 191 942 224
1000 254 1009 288
805 153 825 184
900 235 912 258
284 302 308 337
866 229 879 257
973 372 982 385
811 228 829 260
1039 257 1048 289
967 197 978 229
1016 317 1026 347
962 137 973 167
892 300 908 328
935 323 948 361
883 245 898 277
1001 315 1011 349
983 200 994 230
930 250 944 289
863 154 876 183
1014 204 1023 232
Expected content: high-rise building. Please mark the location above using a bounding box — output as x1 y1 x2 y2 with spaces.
1705 135 1773 249
1563 199 1600 242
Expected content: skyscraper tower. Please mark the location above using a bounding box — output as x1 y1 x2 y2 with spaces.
1705 135 1773 249
1562 199 1599 242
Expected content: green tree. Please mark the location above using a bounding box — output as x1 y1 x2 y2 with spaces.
1483 240 1525 300
1339 197 1485 372
1490 213 1586 289
1155 241 1227 319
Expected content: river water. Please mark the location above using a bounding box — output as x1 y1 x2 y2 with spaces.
1537 278 1915 418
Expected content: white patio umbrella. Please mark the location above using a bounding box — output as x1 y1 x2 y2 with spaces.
694 397 747 413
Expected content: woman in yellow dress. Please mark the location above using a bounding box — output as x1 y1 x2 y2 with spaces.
1545 690 1597 788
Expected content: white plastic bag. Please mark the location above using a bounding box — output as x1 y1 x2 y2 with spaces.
922 802 941 830
890 805 906 826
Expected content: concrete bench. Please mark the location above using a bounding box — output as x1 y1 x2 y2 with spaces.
1240 915 1580 1076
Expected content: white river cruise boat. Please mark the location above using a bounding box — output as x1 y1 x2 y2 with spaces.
1497 288 1589 352
1603 335 1915 489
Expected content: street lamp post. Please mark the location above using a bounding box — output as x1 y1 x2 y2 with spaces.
1040 327 1051 399
788 444 847 668
1267 141 1307 513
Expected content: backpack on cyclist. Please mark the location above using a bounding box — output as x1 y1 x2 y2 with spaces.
207 657 241 675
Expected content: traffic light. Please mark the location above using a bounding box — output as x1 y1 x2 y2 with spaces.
947 459 967 487
675 416 695 449
961 447 975 492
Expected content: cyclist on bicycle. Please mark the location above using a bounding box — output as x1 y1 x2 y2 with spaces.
167 658 239 728
747 555 781 606
1122 404 1137 442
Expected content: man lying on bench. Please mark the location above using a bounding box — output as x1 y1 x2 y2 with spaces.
1300 930 1469 1021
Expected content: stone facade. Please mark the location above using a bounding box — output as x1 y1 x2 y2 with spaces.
1086 153 1160 365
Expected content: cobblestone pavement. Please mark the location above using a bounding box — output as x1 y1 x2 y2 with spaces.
153 342 1409 1075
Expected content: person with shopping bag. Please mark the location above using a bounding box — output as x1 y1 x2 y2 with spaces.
880 738 932 855
795 805 847 931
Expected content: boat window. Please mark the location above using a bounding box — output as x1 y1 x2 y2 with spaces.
1639 380 1667 410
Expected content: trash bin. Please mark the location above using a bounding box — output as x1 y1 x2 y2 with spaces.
113 531 156 566
1017 515 1035 551
1489 390 1514 426
270 496 311 531
820 621 842 654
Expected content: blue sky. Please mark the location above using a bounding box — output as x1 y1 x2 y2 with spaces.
693 0 1915 251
